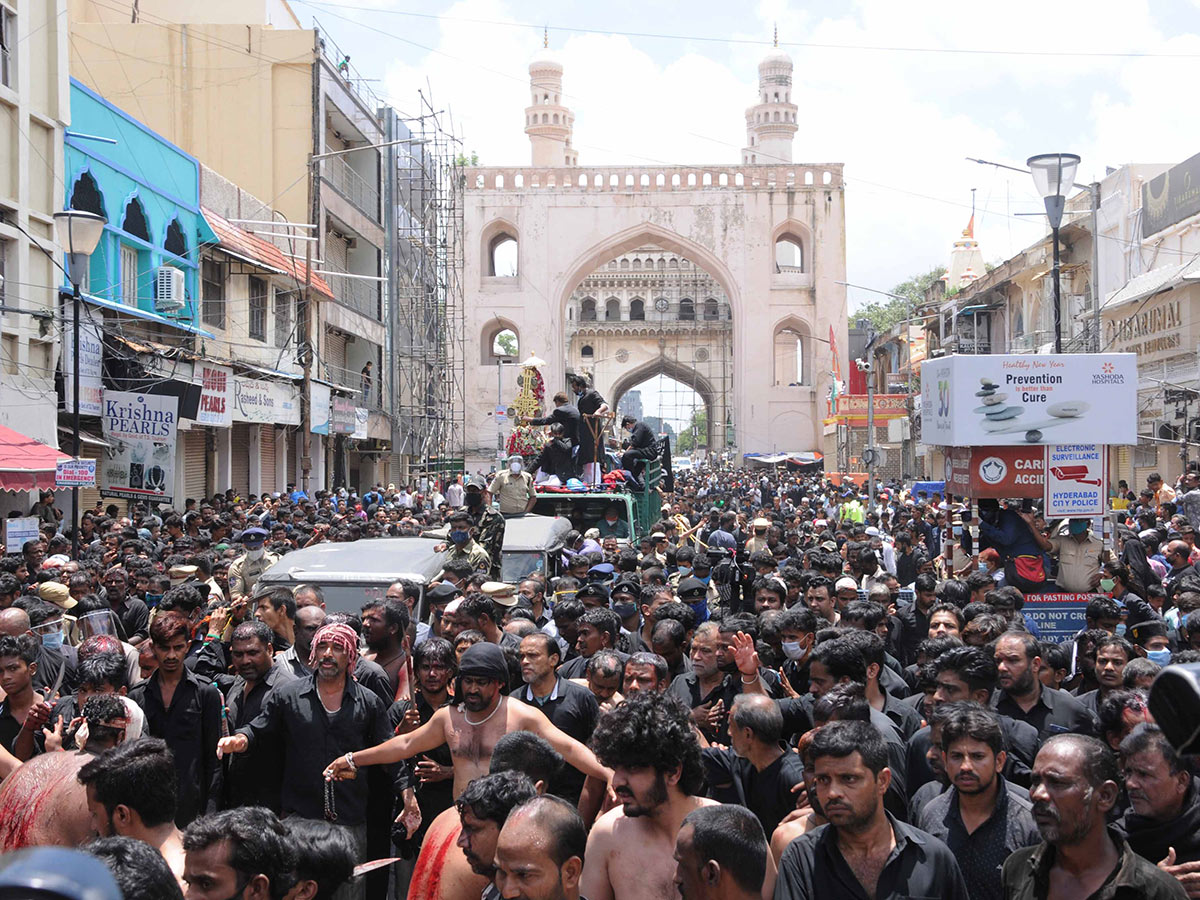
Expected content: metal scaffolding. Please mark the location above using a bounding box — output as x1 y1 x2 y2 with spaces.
387 90 465 484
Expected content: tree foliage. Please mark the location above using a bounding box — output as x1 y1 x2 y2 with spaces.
493 329 518 357
676 408 707 454
454 151 480 167
856 265 946 332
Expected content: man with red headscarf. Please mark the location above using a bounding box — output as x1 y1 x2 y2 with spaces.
217 621 391 894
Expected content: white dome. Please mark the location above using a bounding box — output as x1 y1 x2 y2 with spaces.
529 49 564 71
759 51 792 68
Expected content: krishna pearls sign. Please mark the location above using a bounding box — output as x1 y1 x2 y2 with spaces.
100 391 178 503
921 354 1137 447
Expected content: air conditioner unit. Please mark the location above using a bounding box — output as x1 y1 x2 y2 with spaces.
154 266 186 312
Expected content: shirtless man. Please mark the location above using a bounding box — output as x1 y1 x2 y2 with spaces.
0 747 93 849
76 737 187 888
580 692 719 900
407 731 564 900
324 642 610 800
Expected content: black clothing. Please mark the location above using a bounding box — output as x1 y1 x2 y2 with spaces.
110 596 150 643
0 699 23 755
354 656 395 706
667 668 784 744
895 603 933 667
388 692 453 859
906 715 1039 794
574 389 607 467
235 673 391 827
774 813 970 900
896 550 920 588
1002 828 1187 900
1119 776 1200 865
221 666 288 811
620 422 658 478
515 677 599 801
130 668 224 827
915 777 1040 900
881 690 923 741
993 685 1097 744
703 744 806 835
32 643 77 697
528 403 581 448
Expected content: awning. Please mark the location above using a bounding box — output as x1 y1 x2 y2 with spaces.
742 451 824 467
56 426 111 449
0 425 72 491
78 291 215 339
1104 256 1200 310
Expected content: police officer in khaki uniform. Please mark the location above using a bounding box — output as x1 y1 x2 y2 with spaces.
442 509 491 574
228 527 280 603
745 517 772 555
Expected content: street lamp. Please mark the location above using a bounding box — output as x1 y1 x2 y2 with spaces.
53 210 106 559
1027 153 1080 354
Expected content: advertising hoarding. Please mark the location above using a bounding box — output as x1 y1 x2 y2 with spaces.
921 354 1136 447
100 391 177 503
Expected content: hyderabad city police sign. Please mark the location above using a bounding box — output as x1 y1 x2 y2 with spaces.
922 354 1137 447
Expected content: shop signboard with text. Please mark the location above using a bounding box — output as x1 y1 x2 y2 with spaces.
232 378 300 426
954 446 1046 498
99 391 177 503
921 354 1137 447
196 364 232 428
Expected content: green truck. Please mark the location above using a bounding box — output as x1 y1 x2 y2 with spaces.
530 460 663 542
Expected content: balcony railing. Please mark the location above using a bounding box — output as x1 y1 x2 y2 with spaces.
321 361 382 409
323 155 380 221
323 270 381 321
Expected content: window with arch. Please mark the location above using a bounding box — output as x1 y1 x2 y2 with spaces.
630 298 645 321
483 323 519 365
122 197 150 241
657 258 666 270
581 345 594 359
580 298 597 321
488 233 518 277
553 114 559 124
164 219 187 259
678 298 695 321
774 235 804 273
69 172 106 218
632 258 642 270
608 260 618 270
1013 307 1025 337
773 324 810 386
605 298 620 320
668 258 679 269
620 259 630 270
703 299 720 321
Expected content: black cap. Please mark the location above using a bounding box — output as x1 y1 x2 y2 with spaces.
611 578 641 599
575 583 611 603
677 576 708 599
426 582 461 604
1129 620 1169 644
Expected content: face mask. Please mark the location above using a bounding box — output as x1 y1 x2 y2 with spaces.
978 560 988 572
1100 578 1116 592
1116 623 1127 637
449 530 470 544
465 493 482 508
606 516 617 524
145 593 162 608
677 566 692 578
952 526 962 538
1147 648 1172 665
1069 520 1089 536
246 546 265 561
781 640 807 661
41 630 63 651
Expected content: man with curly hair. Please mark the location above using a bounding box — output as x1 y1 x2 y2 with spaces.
581 693 718 900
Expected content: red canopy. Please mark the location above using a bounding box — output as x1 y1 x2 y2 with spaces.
0 425 73 492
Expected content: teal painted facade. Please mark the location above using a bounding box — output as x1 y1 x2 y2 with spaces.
64 79 216 328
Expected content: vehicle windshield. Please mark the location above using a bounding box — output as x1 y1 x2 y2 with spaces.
501 551 544 584
295 583 391 615
530 495 633 536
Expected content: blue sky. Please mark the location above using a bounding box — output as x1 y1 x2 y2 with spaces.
289 0 1200 425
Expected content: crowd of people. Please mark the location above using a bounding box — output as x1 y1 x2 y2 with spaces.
0 462 1199 900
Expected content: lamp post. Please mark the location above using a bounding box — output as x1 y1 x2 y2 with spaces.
52 210 106 559
1027 154 1080 354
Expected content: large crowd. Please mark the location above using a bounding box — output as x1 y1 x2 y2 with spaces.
0 462 1198 900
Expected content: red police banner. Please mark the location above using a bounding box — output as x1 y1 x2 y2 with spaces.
949 446 1045 499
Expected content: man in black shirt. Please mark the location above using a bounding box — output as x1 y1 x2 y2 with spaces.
219 621 286 812
568 373 609 485
0 634 38 755
130 614 223 827
775 719 969 900
619 415 659 482
895 573 938 666
915 706 1039 900
102 566 150 644
992 631 1097 743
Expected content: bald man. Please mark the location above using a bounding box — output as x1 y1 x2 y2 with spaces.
0 749 92 848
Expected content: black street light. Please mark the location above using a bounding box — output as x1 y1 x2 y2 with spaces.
52 210 106 559
1027 153 1081 354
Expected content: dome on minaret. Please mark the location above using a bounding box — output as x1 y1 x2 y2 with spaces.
524 40 577 167
529 49 563 72
741 39 798 165
759 50 793 69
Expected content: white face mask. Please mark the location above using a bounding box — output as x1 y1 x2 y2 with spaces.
510 461 522 474
246 546 265 561
781 640 807 661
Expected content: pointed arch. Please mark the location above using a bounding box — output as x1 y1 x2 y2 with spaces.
610 356 719 449
164 217 188 258
772 219 813 276
481 317 521 365
772 316 812 386
122 195 150 241
69 170 106 218
480 217 519 278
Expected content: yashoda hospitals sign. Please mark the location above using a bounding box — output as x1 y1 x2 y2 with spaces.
921 354 1137 447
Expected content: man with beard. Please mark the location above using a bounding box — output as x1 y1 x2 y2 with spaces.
674 804 768 900
1118 723 1200 867
581 693 719 900
992 631 1096 743
362 596 410 700
324 642 610 802
495 795 588 900
774 720 968 900
1002 734 1186 900
454 771 538 900
218 621 285 811
914 707 1038 900
77 738 186 888
217 621 391 891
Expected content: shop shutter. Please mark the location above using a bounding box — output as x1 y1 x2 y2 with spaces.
231 423 251 499
286 427 297 488
79 442 104 514
260 425 278 496
183 429 208 505
324 328 347 375
1116 446 1132 490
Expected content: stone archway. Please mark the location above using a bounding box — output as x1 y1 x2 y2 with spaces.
609 355 723 451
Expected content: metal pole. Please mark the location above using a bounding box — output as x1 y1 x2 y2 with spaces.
1052 224 1063 354
866 360 876 512
71 282 81 560
1090 182 1102 351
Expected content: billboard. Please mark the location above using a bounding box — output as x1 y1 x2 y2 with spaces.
100 391 178 503
949 446 1045 498
196 364 232 428
1045 444 1107 517
1142 152 1200 238
921 354 1136 447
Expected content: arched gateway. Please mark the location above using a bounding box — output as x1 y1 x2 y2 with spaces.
461 48 847 469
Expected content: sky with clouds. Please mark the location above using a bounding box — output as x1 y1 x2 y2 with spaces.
290 0 1200 425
